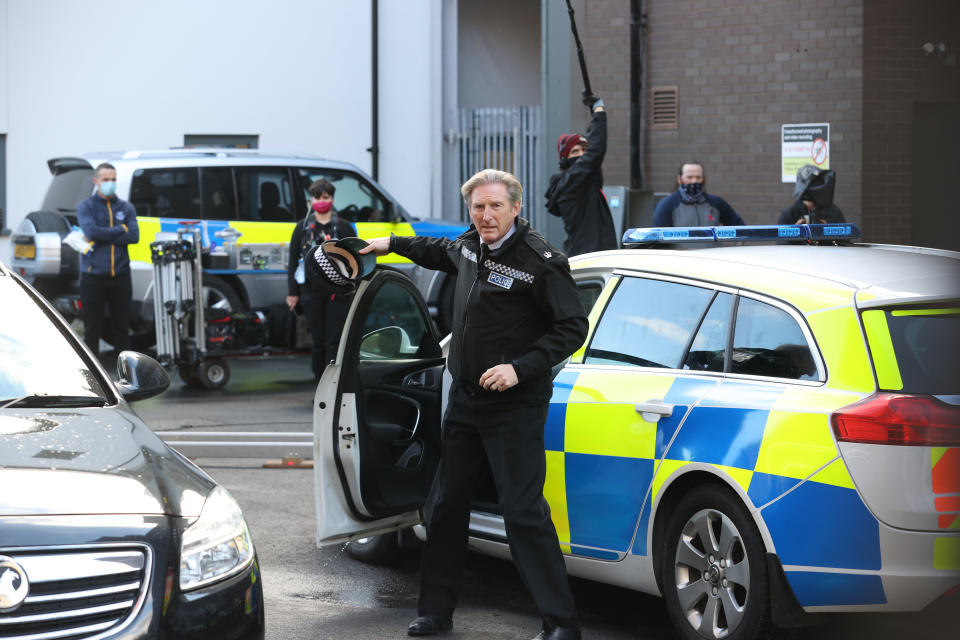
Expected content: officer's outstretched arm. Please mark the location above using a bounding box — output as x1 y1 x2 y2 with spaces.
359 237 392 256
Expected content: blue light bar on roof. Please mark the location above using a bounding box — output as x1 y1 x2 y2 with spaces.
621 223 861 247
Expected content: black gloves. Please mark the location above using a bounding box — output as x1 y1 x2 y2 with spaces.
581 91 605 110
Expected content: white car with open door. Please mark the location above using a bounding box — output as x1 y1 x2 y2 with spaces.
313 268 445 554
316 222 960 640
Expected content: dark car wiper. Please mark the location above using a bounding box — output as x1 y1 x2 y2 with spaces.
1 394 108 409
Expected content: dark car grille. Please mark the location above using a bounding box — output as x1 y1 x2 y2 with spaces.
0 546 150 640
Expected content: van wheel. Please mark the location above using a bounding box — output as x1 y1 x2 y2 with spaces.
345 533 399 565
661 486 771 640
202 275 243 313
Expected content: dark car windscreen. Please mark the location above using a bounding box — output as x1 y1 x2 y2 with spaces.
872 306 960 395
41 168 95 213
0 276 109 404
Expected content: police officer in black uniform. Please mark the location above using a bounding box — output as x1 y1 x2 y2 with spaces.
361 169 588 640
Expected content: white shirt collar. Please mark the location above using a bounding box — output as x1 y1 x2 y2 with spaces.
483 222 517 252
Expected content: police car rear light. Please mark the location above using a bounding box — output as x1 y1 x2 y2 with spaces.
621 223 861 246
831 393 960 446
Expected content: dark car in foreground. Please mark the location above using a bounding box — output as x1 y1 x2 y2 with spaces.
0 261 264 639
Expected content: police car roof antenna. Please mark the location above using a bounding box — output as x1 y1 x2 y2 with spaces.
564 0 593 99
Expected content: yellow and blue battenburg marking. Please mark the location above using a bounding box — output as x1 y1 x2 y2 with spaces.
544 369 886 606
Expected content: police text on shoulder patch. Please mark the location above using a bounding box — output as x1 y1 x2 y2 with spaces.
487 271 514 289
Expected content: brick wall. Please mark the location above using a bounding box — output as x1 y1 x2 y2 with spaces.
583 0 864 227
862 0 960 245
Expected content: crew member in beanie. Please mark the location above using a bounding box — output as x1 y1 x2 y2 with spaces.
545 93 618 256
652 161 745 227
286 178 356 379
361 169 588 640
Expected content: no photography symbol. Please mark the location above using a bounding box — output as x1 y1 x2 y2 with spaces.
811 138 827 165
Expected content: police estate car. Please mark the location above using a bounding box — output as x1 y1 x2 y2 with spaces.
311 224 959 640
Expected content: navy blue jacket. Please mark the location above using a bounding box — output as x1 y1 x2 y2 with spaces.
77 193 139 277
652 190 744 227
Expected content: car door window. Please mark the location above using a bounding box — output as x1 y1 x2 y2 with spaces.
130 167 201 219
731 297 817 380
577 280 603 315
236 167 295 222
359 280 438 360
297 169 389 223
585 277 714 368
684 291 734 372
200 167 237 221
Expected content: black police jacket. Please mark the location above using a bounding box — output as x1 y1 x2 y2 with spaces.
545 109 618 256
391 217 588 405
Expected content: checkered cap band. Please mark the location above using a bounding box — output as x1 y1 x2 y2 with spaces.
313 246 350 285
484 259 534 284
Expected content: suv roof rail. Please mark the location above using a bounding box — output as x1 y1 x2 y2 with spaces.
621 223 862 247
118 148 325 161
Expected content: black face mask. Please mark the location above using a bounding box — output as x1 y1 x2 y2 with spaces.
559 156 577 170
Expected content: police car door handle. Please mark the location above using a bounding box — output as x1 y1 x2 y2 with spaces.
635 400 673 423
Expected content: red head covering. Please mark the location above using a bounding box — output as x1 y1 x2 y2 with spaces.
557 133 588 159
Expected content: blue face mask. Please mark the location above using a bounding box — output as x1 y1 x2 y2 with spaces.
98 181 117 198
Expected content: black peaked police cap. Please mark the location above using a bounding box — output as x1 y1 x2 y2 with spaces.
304 237 377 294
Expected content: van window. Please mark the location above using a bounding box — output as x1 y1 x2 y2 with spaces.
236 167 295 222
42 168 94 214
130 168 201 219
585 277 714 368
201 167 237 221
731 297 817 380
297 169 389 223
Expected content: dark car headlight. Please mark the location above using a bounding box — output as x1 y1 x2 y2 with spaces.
179 486 255 591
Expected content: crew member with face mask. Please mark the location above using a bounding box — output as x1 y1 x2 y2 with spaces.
286 178 357 379
545 93 618 256
652 161 745 227
77 162 140 359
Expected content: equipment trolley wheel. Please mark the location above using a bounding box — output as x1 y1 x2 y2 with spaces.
178 363 203 387
198 357 231 390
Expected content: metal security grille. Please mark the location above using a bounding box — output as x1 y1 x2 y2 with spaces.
457 106 541 229
0 547 149 640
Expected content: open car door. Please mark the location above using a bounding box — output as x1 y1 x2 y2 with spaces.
314 269 445 546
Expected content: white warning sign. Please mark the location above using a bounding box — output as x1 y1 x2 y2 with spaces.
781 123 830 182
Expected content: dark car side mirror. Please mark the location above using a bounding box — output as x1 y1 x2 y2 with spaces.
116 350 170 402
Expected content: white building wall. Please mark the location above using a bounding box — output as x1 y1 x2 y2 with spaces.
0 0 443 260
378 0 443 221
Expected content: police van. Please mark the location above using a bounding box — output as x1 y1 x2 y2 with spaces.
313 224 959 639
10 149 467 349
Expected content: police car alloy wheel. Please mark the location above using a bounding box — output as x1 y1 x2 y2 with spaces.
662 486 771 640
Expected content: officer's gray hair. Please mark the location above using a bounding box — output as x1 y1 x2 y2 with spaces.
460 169 523 210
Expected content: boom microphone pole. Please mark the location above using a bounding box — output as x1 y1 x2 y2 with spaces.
564 0 593 99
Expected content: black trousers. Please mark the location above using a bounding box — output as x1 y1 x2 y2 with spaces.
417 388 579 630
81 272 132 357
299 291 350 378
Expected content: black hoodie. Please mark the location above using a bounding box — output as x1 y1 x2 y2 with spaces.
545 109 618 256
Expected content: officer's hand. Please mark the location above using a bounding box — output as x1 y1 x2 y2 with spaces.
479 364 518 392
359 237 391 256
286 295 299 311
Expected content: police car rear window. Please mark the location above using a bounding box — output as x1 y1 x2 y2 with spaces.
872 307 960 395
42 168 94 213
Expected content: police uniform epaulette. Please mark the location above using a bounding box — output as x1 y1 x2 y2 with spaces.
523 229 564 262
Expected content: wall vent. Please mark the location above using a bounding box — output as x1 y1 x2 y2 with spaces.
651 86 679 130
